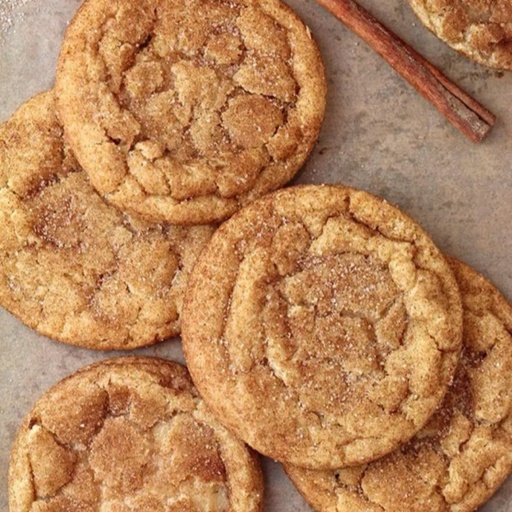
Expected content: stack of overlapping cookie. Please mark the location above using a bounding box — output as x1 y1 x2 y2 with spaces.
2 0 323 509
182 184 512 512
2 0 512 511
0 0 326 351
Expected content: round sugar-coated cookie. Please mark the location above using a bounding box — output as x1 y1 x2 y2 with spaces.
407 0 512 70
181 184 463 469
9 356 264 512
0 91 215 350
285 258 512 512
55 0 327 225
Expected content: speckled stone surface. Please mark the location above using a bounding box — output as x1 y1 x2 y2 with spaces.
1 0 511 510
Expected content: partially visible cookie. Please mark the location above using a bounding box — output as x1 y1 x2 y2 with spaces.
407 0 512 70
285 258 512 512
181 184 463 469
0 91 215 350
55 0 326 225
9 356 264 511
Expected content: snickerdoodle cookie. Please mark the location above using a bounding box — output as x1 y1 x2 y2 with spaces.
55 0 326 225
407 0 512 70
181 184 463 469
0 91 215 350
285 258 512 512
9 356 264 511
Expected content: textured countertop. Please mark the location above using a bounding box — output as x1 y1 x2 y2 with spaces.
1 0 511 510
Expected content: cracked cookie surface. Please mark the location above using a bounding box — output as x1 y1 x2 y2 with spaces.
285 258 512 512
181 185 463 469
0 91 215 350
407 0 512 70
9 356 264 512
55 0 326 225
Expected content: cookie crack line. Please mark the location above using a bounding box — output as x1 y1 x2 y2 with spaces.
4 167 62 202
231 299 415 431
31 242 141 341
345 196 415 246
272 278 407 369
223 215 423 364
97 7 158 84
337 465 386 511
27 420 71 449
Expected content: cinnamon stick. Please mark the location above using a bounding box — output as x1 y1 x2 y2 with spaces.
316 0 496 142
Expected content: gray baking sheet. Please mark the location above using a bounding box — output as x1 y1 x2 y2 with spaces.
1 0 512 509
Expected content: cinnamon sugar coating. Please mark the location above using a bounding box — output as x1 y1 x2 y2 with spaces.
408 0 512 70
181 185 463 469
9 357 264 512
285 258 512 512
55 0 326 225
0 92 215 350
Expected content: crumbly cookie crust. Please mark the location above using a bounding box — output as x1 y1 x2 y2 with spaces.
181 185 463 469
9 357 264 512
56 0 326 225
408 0 512 70
285 258 512 512
0 91 215 350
